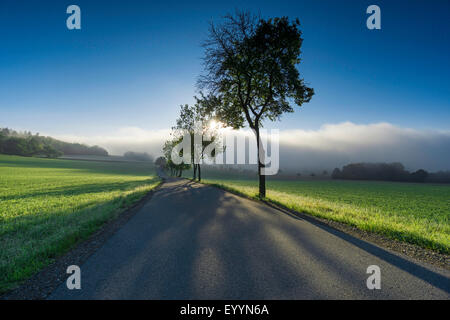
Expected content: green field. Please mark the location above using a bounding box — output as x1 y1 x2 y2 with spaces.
198 171 450 254
0 154 160 293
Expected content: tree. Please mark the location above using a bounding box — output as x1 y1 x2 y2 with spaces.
27 136 44 156
154 156 167 168
198 11 314 198
410 169 428 183
331 168 342 179
173 101 222 181
42 145 62 158
3 137 28 155
174 104 201 180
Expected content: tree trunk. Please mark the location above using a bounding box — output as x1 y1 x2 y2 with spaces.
193 164 197 180
198 164 201 182
258 166 266 198
255 126 266 198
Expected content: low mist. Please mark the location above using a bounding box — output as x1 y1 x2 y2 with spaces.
52 122 450 172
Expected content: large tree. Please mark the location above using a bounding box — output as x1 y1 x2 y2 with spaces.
198 11 314 198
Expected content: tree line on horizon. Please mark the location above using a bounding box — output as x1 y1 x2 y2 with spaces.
0 127 108 158
332 162 450 183
123 151 154 162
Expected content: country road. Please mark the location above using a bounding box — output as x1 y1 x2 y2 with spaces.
49 179 449 299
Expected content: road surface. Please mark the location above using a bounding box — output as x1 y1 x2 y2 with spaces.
49 179 450 299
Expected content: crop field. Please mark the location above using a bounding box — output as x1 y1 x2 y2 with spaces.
198 170 450 254
0 154 160 293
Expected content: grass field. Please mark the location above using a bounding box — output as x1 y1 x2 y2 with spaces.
197 170 450 254
0 154 160 293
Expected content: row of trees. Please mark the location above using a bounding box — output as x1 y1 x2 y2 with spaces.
163 100 222 181
331 162 450 183
162 11 314 196
0 128 108 158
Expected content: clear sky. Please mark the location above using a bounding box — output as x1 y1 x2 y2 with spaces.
0 0 449 136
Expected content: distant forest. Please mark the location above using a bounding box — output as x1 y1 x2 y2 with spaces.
123 151 154 162
0 128 108 158
332 162 450 183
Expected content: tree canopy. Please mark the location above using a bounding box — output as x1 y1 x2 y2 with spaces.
199 12 314 130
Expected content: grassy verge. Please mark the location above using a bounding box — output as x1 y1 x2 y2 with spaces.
199 177 449 254
0 155 161 293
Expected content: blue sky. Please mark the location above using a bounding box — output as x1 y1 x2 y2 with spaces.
0 0 449 137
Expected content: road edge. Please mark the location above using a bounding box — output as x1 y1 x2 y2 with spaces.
192 178 449 271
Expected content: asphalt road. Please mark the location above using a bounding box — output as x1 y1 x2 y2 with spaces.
49 179 450 299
